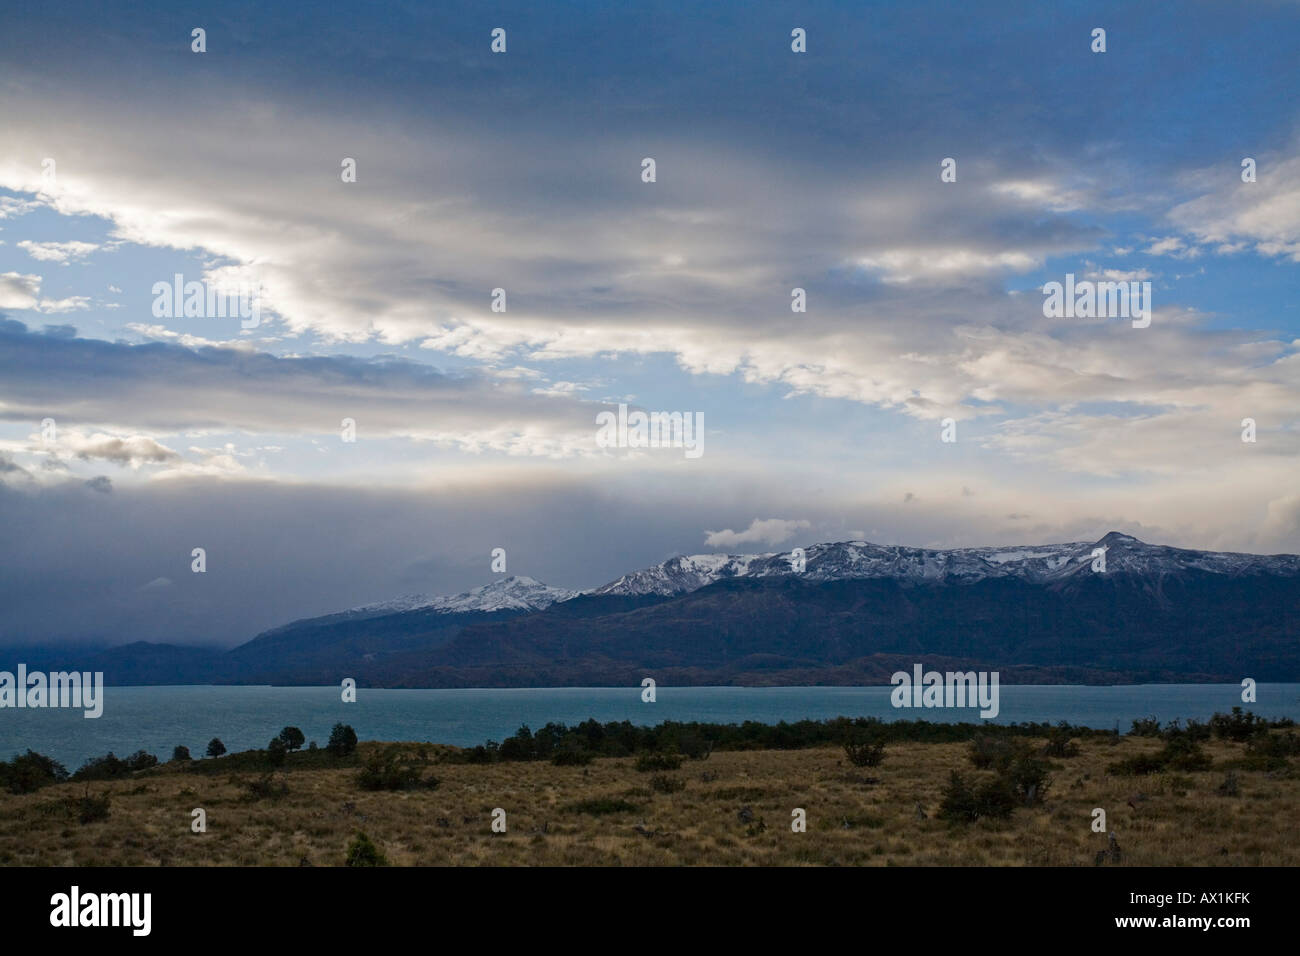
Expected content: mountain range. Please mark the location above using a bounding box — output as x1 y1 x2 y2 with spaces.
9 532 1300 686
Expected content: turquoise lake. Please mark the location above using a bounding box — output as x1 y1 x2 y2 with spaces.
2 683 1298 769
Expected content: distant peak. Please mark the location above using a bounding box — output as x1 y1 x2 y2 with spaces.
1097 531 1141 544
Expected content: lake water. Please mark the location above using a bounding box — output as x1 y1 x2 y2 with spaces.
3 684 1298 770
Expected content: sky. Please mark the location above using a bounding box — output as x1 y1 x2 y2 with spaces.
1 0 1299 647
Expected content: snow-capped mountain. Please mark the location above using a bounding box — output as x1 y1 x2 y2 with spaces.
61 532 1300 686
324 533 1300 618
341 575 577 618
588 532 1300 597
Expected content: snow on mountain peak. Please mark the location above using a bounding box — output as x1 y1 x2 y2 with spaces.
587 534 1300 597
344 575 577 617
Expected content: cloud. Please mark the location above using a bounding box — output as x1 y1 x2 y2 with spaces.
0 321 607 458
0 272 41 309
36 296 91 313
17 239 99 263
59 431 182 468
703 518 811 549
1143 236 1193 257
1167 151 1300 262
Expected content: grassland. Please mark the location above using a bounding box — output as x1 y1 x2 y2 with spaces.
1 733 1297 866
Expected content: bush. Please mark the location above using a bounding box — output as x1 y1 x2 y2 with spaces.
650 774 685 794
1108 752 1168 776
1108 738 1212 775
1162 737 1212 772
124 750 158 772
206 738 227 759
172 745 191 762
76 790 111 824
937 772 1016 822
244 773 289 801
498 725 536 761
1162 719 1211 743
1129 716 1163 737
1 750 69 794
1043 724 1080 758
1235 731 1300 771
969 735 1018 770
1210 707 1268 742
634 753 682 772
843 736 886 768
1007 753 1052 805
551 749 594 766
462 743 498 765
277 727 305 751
267 737 288 767
356 747 433 791
345 831 388 867
72 752 130 781
327 723 358 757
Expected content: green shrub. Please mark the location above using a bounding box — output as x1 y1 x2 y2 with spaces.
356 747 433 791
1007 753 1052 805
266 737 288 767
1161 737 1212 772
345 831 388 867
1 750 69 794
634 753 682 772
124 750 158 772
1108 738 1211 775
937 772 1016 822
72 752 130 781
172 745 191 762
969 735 1018 770
1210 707 1268 742
551 749 594 766
1042 724 1080 758
76 790 111 824
1108 752 1167 776
206 738 227 759
843 736 886 768
1129 716 1163 737
327 723 358 757
277 727 305 751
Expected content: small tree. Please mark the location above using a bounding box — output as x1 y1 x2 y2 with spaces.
345 831 388 867
172 745 192 762
267 737 288 767
2 750 69 794
125 750 159 772
844 736 886 768
278 727 305 752
206 738 227 759
327 723 358 757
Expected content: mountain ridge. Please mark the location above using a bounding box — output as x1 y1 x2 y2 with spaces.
6 532 1299 686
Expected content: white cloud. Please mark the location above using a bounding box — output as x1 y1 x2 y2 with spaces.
17 239 99 263
0 271 41 309
704 517 811 548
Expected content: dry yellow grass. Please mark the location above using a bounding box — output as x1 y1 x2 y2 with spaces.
1 736 1295 866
